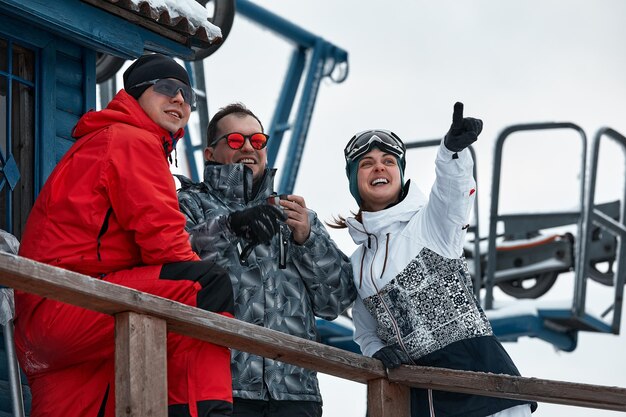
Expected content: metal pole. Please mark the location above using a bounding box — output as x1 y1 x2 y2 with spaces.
4 320 25 417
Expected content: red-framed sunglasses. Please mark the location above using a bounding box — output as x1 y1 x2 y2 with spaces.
213 132 269 150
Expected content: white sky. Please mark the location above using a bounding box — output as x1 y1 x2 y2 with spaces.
174 1 626 416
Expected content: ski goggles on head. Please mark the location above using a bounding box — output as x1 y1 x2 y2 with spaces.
212 132 269 150
132 78 197 109
344 129 405 164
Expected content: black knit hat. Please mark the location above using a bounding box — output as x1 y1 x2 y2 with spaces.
123 54 190 100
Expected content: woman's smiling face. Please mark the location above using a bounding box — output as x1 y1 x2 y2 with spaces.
357 148 402 212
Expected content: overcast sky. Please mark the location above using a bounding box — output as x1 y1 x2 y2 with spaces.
172 1 626 415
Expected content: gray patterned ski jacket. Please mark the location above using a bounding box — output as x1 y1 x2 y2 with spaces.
177 163 356 403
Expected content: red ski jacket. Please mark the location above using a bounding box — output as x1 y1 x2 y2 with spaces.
19 90 199 276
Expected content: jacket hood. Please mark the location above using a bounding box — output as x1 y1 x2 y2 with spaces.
202 162 277 204
72 89 184 157
346 180 428 245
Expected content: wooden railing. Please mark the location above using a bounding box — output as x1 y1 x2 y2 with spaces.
1 251 625 416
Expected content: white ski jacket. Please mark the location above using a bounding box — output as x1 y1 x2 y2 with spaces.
347 143 479 357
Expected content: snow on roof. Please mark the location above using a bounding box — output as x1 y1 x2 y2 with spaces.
89 0 223 46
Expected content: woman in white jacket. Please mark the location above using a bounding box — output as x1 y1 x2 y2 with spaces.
331 103 536 417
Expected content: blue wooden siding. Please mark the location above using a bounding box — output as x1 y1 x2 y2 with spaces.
54 50 85 164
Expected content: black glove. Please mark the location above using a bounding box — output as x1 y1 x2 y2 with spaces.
444 102 483 153
372 344 410 369
228 205 286 245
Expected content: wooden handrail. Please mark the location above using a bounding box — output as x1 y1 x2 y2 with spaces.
0 252 381 382
1 251 625 415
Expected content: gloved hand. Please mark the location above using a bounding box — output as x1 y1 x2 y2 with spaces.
444 102 483 153
372 344 410 369
228 205 286 245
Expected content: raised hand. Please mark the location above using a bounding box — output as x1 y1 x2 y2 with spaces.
444 102 483 153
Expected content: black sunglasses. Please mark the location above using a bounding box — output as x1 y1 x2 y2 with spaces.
132 78 197 110
212 132 269 150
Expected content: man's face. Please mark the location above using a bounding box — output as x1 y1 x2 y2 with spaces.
204 114 268 181
137 80 191 134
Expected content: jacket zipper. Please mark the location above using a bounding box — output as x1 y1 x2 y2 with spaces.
96 207 113 261
363 232 415 364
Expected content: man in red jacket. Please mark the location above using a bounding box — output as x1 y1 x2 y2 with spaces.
14 54 234 417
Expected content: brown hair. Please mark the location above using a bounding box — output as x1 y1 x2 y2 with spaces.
326 210 363 229
206 102 264 147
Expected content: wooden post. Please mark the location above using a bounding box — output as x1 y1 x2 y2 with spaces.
115 312 167 417
367 378 410 417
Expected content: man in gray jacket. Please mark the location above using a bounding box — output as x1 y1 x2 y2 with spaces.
177 102 356 417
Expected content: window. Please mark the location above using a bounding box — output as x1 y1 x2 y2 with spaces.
0 38 35 239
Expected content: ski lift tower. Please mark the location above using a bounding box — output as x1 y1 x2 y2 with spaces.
182 0 349 192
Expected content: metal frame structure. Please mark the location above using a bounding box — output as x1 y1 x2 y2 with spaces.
3 311 25 417
182 0 349 190
573 127 626 333
484 122 588 309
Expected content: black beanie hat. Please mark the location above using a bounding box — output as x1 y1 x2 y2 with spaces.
123 54 190 100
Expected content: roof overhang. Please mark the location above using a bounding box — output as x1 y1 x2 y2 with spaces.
0 0 224 59
81 0 223 50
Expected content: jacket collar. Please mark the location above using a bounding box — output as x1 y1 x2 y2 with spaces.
72 90 184 160
347 180 428 245
202 162 277 204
